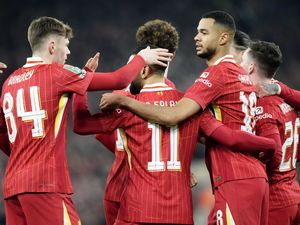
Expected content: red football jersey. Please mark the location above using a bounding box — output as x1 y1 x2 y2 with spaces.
0 57 93 198
185 55 267 187
255 96 300 210
77 83 199 224
100 88 130 202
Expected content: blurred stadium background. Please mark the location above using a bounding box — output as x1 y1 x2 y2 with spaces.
0 0 299 224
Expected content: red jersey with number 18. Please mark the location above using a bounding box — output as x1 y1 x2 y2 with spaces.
0 57 93 198
185 55 267 187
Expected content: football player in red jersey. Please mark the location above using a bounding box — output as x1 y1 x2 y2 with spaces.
100 11 269 225
90 19 180 225
0 16 172 225
240 40 300 225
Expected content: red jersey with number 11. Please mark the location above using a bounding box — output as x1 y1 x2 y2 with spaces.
82 83 200 224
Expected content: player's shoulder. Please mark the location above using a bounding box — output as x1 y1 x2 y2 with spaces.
256 96 284 119
257 95 283 107
53 63 87 78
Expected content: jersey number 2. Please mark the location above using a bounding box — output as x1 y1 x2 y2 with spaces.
279 118 300 171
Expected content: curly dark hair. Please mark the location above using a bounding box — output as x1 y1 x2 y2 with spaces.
249 40 282 78
136 19 179 53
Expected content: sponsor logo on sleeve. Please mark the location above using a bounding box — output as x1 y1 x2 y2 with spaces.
63 65 87 79
195 77 212 87
200 72 210 78
255 106 263 115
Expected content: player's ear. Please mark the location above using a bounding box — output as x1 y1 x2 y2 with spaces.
219 32 229 46
248 63 255 74
141 66 150 79
48 41 55 55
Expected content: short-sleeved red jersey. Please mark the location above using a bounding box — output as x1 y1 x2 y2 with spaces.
100 88 130 202
185 55 267 187
255 96 300 210
78 83 200 224
0 57 93 198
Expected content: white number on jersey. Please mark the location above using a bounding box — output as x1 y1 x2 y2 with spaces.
279 118 300 171
240 91 257 133
147 122 181 171
3 86 47 143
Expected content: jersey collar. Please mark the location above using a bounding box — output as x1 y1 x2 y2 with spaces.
23 57 46 68
212 54 236 65
140 83 173 92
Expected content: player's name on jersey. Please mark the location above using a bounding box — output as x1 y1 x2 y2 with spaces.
8 70 34 86
280 103 293 114
146 100 178 107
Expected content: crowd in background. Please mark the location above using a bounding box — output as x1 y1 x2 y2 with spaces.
0 0 299 224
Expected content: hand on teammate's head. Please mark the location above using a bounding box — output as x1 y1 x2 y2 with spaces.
137 46 173 67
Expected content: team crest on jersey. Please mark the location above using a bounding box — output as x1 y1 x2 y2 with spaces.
63 65 87 79
200 72 210 78
255 106 264 115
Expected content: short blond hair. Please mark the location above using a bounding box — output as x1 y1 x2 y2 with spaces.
28 16 73 51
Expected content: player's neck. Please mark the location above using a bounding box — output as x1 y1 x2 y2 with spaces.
144 74 165 85
32 51 53 64
206 46 231 66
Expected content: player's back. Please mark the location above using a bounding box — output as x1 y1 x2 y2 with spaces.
255 95 300 210
118 83 199 224
1 58 92 198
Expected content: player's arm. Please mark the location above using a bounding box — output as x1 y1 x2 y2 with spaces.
255 122 282 170
100 94 201 126
199 110 276 156
72 93 121 135
0 62 7 73
258 81 300 111
95 133 115 153
87 48 173 91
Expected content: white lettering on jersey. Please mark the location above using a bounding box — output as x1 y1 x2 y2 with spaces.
238 74 252 85
195 78 212 87
8 70 34 86
280 103 293 114
146 101 178 107
255 113 273 121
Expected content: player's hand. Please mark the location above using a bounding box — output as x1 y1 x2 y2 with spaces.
85 52 100 72
138 47 173 67
256 82 280 98
0 62 7 73
190 172 198 188
100 93 124 110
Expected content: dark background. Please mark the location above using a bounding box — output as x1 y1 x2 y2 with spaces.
0 0 299 224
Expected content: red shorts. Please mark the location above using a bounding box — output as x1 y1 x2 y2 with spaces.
104 199 120 225
4 193 81 225
207 178 269 225
114 219 193 225
269 204 300 225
